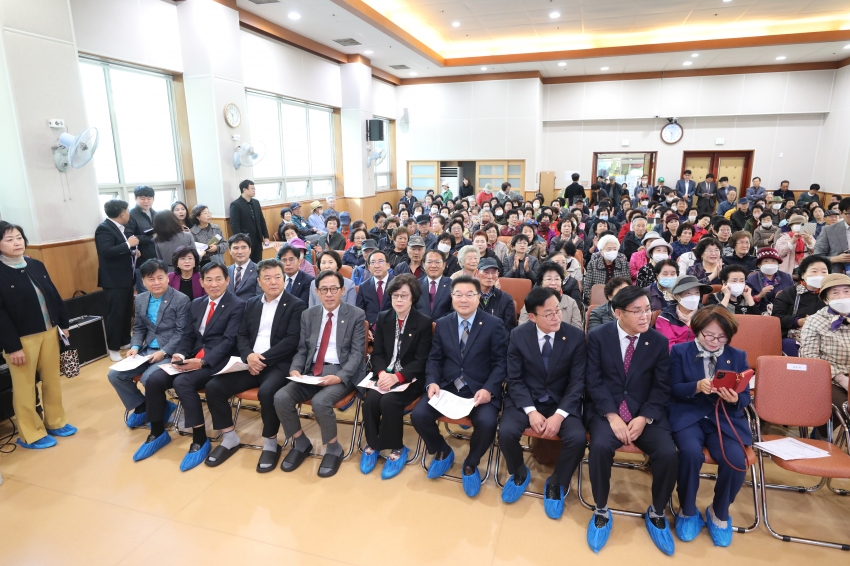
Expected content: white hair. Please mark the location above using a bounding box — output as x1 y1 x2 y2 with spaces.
598 234 620 252
457 245 480 265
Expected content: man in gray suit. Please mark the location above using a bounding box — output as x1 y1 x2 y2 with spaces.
814 197 850 273
107 259 190 427
274 269 367 478
227 233 261 300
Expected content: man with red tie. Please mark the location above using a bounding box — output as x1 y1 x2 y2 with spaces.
132 262 246 471
274 270 367 478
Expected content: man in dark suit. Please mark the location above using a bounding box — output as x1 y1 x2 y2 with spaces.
695 173 717 216
124 186 156 264
204 258 307 473
500 287 587 518
563 173 585 204
584 285 678 555
229 179 269 264
477 258 516 329
411 275 509 497
814 196 850 272
716 177 737 211
279 244 314 303
133 262 246 472
398 187 416 212
95 199 139 360
417 249 453 320
226 233 261 300
355 249 393 332
676 170 696 207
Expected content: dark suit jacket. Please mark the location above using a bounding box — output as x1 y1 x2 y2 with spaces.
356 274 394 326
814 221 850 273
370 308 432 393
478 288 516 329
416 276 453 320
425 311 508 407
125 206 156 262
506 321 586 416
227 261 261 301
676 180 696 200
236 291 306 373
176 291 246 373
229 196 269 244
289 302 366 384
284 270 313 305
584 321 671 428
95 219 135 289
667 341 751 443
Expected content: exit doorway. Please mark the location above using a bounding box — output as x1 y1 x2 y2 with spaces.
681 151 753 193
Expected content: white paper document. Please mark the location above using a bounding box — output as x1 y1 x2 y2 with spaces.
195 242 209 252
358 373 415 394
159 363 198 376
213 356 250 375
286 374 325 385
428 389 476 419
754 437 831 461
108 354 151 372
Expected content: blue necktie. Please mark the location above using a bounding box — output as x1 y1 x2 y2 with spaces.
541 335 552 372
285 277 292 293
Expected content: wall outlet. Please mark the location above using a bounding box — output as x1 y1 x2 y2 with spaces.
48 119 65 128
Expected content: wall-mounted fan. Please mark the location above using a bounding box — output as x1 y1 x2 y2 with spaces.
366 148 386 167
53 127 99 172
233 142 265 170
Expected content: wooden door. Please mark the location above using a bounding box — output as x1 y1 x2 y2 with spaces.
683 156 712 184
717 156 745 192
681 151 753 192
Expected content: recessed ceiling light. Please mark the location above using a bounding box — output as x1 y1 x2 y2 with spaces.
558 62 567 67
549 11 560 18
723 0 732 2
776 56 786 60
288 12 301 20
481 67 488 71
452 21 460 27
691 53 699 58
600 66 609 71
409 72 417 76
845 44 850 49
683 61 693 66
364 50 373 55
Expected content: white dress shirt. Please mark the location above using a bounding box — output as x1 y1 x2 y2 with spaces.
524 326 568 419
233 260 250 288
313 305 341 366
199 295 223 335
616 321 640 360
253 293 281 354
374 274 389 295
284 271 298 291
109 218 130 249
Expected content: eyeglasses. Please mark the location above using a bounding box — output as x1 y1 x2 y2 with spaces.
622 308 653 318
534 309 561 320
317 286 341 295
451 292 480 300
424 260 443 266
369 260 386 266
700 332 728 344
542 276 564 284
281 257 299 264
391 293 411 301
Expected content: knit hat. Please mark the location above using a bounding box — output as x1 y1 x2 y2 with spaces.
664 212 679 224
756 247 781 265
787 214 807 225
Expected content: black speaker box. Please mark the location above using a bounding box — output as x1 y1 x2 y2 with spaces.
64 290 109 320
68 316 108 366
367 119 384 141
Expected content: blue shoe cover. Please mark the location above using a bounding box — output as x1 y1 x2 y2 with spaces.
675 510 705 542
126 411 146 428
426 449 454 479
179 439 211 472
47 424 77 437
133 432 171 461
360 449 378 474
645 506 675 556
543 477 566 519
587 510 613 553
706 506 733 547
16 435 57 449
501 466 530 503
381 446 409 480
462 467 481 497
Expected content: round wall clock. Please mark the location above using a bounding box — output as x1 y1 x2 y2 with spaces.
661 122 683 144
224 103 241 128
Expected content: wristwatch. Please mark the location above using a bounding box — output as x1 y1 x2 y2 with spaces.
200 360 209 368
645 417 654 425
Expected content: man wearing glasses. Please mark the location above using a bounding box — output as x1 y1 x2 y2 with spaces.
416 249 453 320
273 270 366 478
584 285 678 556
411 275 509 497
814 196 850 273
279 244 314 304
355 250 394 337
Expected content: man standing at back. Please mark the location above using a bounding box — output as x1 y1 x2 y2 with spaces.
229 179 269 264
563 173 585 204
676 170 695 208
125 186 157 292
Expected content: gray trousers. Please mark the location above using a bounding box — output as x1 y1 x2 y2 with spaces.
273 364 354 445
106 346 170 411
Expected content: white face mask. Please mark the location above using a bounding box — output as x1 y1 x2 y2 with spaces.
652 252 669 262
760 263 779 275
598 214 608 221
729 283 745 297
437 243 451 253
679 295 701 311
805 275 824 288
602 250 618 261
791 224 802 233
495 210 503 217
641 200 649 206
761 221 772 229
383 208 391 215
533 202 540 209
829 298 850 314
772 203 781 210
688 215 697 222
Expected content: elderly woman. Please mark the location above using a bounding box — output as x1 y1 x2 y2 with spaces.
308 250 356 307
671 223 696 261
360 273 433 479
722 231 756 274
776 214 816 275
646 259 679 312
747 247 793 315
386 227 411 268
636 239 675 288
472 230 503 274
153 210 196 272
687 238 723 285
451 245 480 280
168 246 206 301
772 254 829 356
586 276 630 331
706 265 756 315
583 234 630 305
548 250 583 306
518 262 582 330
484 223 510 262
503 234 540 281
521 223 547 261
548 217 582 255
190 204 227 265
342 226 368 267
629 231 661 282
656 275 712 351
668 306 752 547
0 222 75 449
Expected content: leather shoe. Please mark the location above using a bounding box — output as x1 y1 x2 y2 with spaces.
318 453 343 478
256 445 282 473
280 444 312 472
543 476 566 520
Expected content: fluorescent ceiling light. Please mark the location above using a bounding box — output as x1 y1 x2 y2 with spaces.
558 62 567 67
288 12 300 20
845 44 850 49
409 72 417 76
691 53 699 57
364 50 373 54
481 67 488 71
452 21 460 27
549 12 560 19
776 56 786 60
600 66 609 71
683 61 693 66
723 0 732 2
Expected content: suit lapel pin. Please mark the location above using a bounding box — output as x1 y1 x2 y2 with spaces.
562 336 566 340
727 360 731 364
341 320 344 323
408 333 412 337
645 342 649 346
479 321 483 325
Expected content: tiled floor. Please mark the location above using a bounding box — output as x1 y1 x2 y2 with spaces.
1 356 848 565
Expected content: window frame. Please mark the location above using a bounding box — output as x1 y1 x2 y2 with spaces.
245 89 337 204
78 56 184 208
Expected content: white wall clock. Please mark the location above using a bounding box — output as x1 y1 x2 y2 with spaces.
661 122 683 144
224 103 241 128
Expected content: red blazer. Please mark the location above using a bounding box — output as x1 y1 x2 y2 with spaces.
167 272 207 301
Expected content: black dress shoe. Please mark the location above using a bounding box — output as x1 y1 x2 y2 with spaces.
187 442 203 453
594 514 610 528
435 450 451 461
257 445 282 473
545 479 562 499
463 465 476 476
317 453 343 478
280 445 312 472
513 472 528 486
649 516 667 530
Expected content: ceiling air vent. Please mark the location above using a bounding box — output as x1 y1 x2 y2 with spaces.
246 0 280 4
333 38 362 47
389 64 410 70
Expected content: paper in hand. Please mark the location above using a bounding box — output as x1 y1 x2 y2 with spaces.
358 373 414 394
287 374 324 385
109 354 151 372
427 389 476 419
213 356 250 375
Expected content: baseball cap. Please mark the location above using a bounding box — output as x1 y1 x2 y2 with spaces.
478 258 499 271
408 236 426 247
339 211 351 226
361 239 378 251
416 214 431 224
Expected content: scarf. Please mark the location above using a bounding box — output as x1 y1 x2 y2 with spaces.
481 288 495 307
828 307 849 332
695 340 724 379
794 236 806 264
0 254 26 268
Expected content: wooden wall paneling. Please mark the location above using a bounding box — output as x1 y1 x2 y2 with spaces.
172 75 197 209
26 239 99 299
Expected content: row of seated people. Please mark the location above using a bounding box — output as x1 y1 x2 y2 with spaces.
104 246 850 554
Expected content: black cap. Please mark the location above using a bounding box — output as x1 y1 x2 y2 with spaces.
478 258 499 271
416 214 431 224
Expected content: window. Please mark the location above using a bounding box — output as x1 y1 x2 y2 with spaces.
476 160 525 192
372 118 391 190
245 91 336 202
78 58 182 211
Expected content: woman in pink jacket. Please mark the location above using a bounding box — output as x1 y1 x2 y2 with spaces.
655 275 712 351
775 214 816 275
629 231 661 282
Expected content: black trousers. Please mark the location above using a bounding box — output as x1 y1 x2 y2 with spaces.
145 366 216 428
362 386 422 451
249 234 264 264
587 416 679 512
498 405 587 489
411 399 498 468
103 286 133 351
205 367 289 438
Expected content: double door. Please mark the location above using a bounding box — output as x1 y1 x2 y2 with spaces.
682 151 753 194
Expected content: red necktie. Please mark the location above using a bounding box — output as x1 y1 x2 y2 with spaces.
312 312 333 375
376 280 384 306
196 302 216 359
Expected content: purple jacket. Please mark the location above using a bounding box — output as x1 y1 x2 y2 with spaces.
167 272 206 301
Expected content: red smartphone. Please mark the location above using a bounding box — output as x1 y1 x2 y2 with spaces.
711 369 753 394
